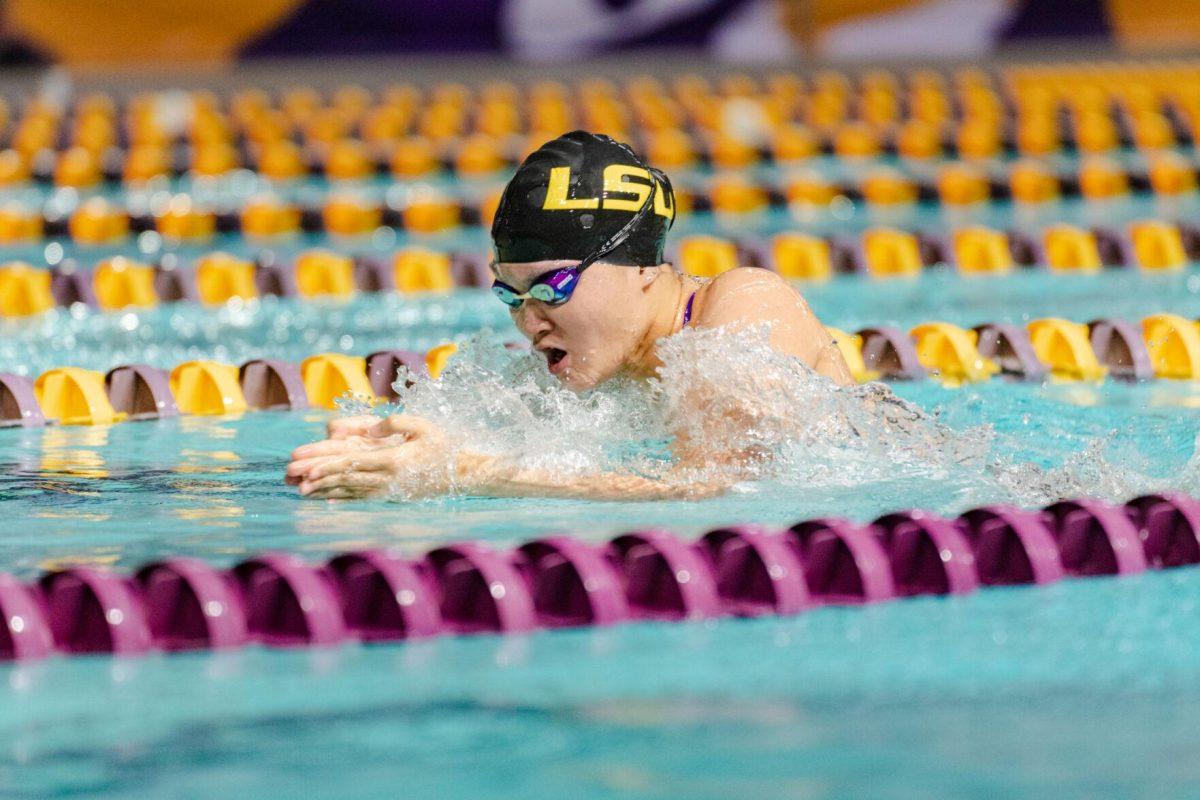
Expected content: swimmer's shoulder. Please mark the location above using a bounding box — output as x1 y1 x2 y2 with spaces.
690 267 810 327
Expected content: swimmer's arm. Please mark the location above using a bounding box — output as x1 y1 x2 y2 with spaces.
455 451 730 501
695 268 853 386
290 415 735 501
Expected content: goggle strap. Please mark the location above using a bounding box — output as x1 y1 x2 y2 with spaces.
576 163 675 271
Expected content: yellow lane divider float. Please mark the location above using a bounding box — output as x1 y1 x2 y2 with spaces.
301 354 373 409
825 328 879 384
33 368 120 425
909 322 999 385
9 309 1200 426
0 262 54 317
1026 318 1107 381
196 253 259 305
1 217 1196 320
168 361 248 416
1142 314 1200 379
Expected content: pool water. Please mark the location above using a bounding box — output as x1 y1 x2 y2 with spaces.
3 266 1200 797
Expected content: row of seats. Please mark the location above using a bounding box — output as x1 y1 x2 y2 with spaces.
3 154 1196 249
5 60 1200 162
0 249 490 315
0 219 1190 317
0 346 458 426
6 309 1200 429
827 315 1200 384
3 106 1198 189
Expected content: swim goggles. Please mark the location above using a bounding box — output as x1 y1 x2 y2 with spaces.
491 264 582 309
491 162 675 310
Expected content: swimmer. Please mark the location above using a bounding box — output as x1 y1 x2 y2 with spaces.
286 130 852 500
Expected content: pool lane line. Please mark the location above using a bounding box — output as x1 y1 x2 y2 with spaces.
1 493 1196 662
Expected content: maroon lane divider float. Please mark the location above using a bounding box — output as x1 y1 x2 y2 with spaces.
2 493 1199 662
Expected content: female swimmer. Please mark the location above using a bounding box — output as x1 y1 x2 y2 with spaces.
285 130 852 500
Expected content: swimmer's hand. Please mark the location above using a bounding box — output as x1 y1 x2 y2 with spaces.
286 414 460 500
286 413 732 502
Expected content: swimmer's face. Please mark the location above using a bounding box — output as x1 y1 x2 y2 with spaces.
493 260 654 391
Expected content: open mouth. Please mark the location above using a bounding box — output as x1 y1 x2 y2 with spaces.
544 347 568 372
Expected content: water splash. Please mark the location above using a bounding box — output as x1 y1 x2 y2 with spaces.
367 325 1200 510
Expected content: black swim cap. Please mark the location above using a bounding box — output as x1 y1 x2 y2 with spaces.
491 130 675 266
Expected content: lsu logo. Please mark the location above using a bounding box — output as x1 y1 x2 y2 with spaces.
542 165 674 220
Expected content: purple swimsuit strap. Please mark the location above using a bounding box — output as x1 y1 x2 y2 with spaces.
682 292 697 328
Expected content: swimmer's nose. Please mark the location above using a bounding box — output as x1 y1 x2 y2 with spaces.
516 304 552 340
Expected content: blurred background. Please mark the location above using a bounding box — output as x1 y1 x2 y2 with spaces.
1 0 1198 70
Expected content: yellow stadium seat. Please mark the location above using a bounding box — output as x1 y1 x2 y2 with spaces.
323 195 382 237
955 121 1001 160
240 198 301 239
191 143 239 177
402 197 460 233
122 145 170 183
156 199 216 241
709 133 759 169
53 147 101 188
833 123 880 159
862 171 917 206
709 177 768 214
1078 159 1129 200
1009 161 1060 204
1074 112 1118 153
324 139 374 181
896 120 943 160
0 206 43 244
1016 118 1059 157
785 174 838 206
937 164 990 206
770 125 820 163
0 150 31 186
1147 153 1197 196
257 140 308 181
455 135 505 176
646 129 698 169
69 199 129 245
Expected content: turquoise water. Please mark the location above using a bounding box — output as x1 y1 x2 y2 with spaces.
2 269 1200 797
3 562 1200 799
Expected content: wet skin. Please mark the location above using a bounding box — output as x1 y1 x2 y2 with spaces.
285 263 852 500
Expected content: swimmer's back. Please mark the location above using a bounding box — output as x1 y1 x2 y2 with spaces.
686 267 853 385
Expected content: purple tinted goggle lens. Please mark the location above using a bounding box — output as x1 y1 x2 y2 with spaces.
491 266 580 309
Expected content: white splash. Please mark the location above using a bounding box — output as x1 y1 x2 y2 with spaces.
361 325 1200 509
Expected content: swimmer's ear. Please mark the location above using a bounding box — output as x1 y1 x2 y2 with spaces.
639 265 660 286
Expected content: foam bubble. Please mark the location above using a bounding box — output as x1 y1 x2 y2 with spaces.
369 325 1200 509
